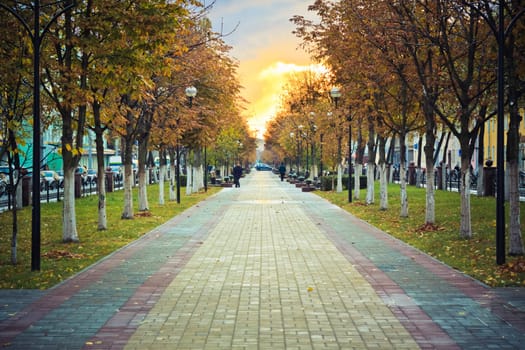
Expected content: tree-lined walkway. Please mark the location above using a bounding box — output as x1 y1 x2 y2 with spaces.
0 171 524 349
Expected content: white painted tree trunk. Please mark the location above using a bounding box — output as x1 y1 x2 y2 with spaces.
336 164 343 193
354 164 362 200
312 165 318 179
193 165 203 193
62 169 79 242
121 164 134 219
138 168 149 211
379 163 388 210
97 173 107 230
400 163 408 218
459 166 472 238
366 164 375 205
508 161 524 255
159 165 166 205
425 165 436 224
186 166 193 195
169 164 176 201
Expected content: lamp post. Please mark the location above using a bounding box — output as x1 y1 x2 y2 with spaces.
177 86 197 203
319 133 324 177
0 1 76 271
298 125 304 174
330 87 350 199
347 111 353 203
290 132 298 172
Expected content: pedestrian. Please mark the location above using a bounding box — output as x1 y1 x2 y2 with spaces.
233 163 243 188
278 162 286 181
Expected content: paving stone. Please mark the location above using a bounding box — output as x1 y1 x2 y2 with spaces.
0 172 523 349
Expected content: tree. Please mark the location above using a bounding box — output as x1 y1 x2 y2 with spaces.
427 1 496 239
0 10 33 263
463 0 524 255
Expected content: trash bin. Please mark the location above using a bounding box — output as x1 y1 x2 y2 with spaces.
484 160 495 196
408 162 416 185
106 171 114 192
75 173 82 198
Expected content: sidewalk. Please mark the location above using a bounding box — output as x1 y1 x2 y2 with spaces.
0 171 524 349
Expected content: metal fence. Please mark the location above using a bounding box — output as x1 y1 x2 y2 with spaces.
0 173 125 212
391 166 525 197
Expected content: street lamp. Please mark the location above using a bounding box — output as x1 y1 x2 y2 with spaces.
330 87 341 108
0 1 76 271
347 110 353 203
185 86 197 107
330 87 350 200
176 86 197 203
290 132 298 172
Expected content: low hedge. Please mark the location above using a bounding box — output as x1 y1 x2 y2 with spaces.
319 175 367 191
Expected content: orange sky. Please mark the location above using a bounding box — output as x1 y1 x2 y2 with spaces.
209 1 320 138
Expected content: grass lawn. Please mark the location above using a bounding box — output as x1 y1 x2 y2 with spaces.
316 182 525 287
0 184 221 289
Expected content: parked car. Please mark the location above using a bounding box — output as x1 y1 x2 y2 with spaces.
40 170 60 191
255 163 273 171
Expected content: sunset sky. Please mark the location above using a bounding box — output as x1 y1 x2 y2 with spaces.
208 0 321 138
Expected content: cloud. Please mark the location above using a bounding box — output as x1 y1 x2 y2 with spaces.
207 1 319 137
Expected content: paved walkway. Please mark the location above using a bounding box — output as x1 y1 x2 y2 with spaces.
1 171 524 349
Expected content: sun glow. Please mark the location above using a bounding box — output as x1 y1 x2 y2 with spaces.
243 61 328 138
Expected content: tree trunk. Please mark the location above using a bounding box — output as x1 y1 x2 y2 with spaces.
442 132 451 191
400 162 408 218
63 168 79 242
366 164 375 205
379 163 388 210
424 120 436 224
416 135 423 188
354 126 365 200
122 163 134 219
425 165 436 224
159 164 166 205
60 7 83 243
137 141 149 211
95 147 107 231
93 101 107 230
378 135 388 210
506 4 523 256
366 118 376 204
192 149 203 193
508 160 524 255
121 134 134 219
336 163 343 193
354 164 361 200
399 134 408 218
477 121 485 196
459 157 472 239
186 165 193 195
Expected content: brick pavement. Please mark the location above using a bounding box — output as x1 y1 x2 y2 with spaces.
0 171 524 349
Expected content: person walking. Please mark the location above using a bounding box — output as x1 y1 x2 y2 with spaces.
278 162 286 181
233 163 243 188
